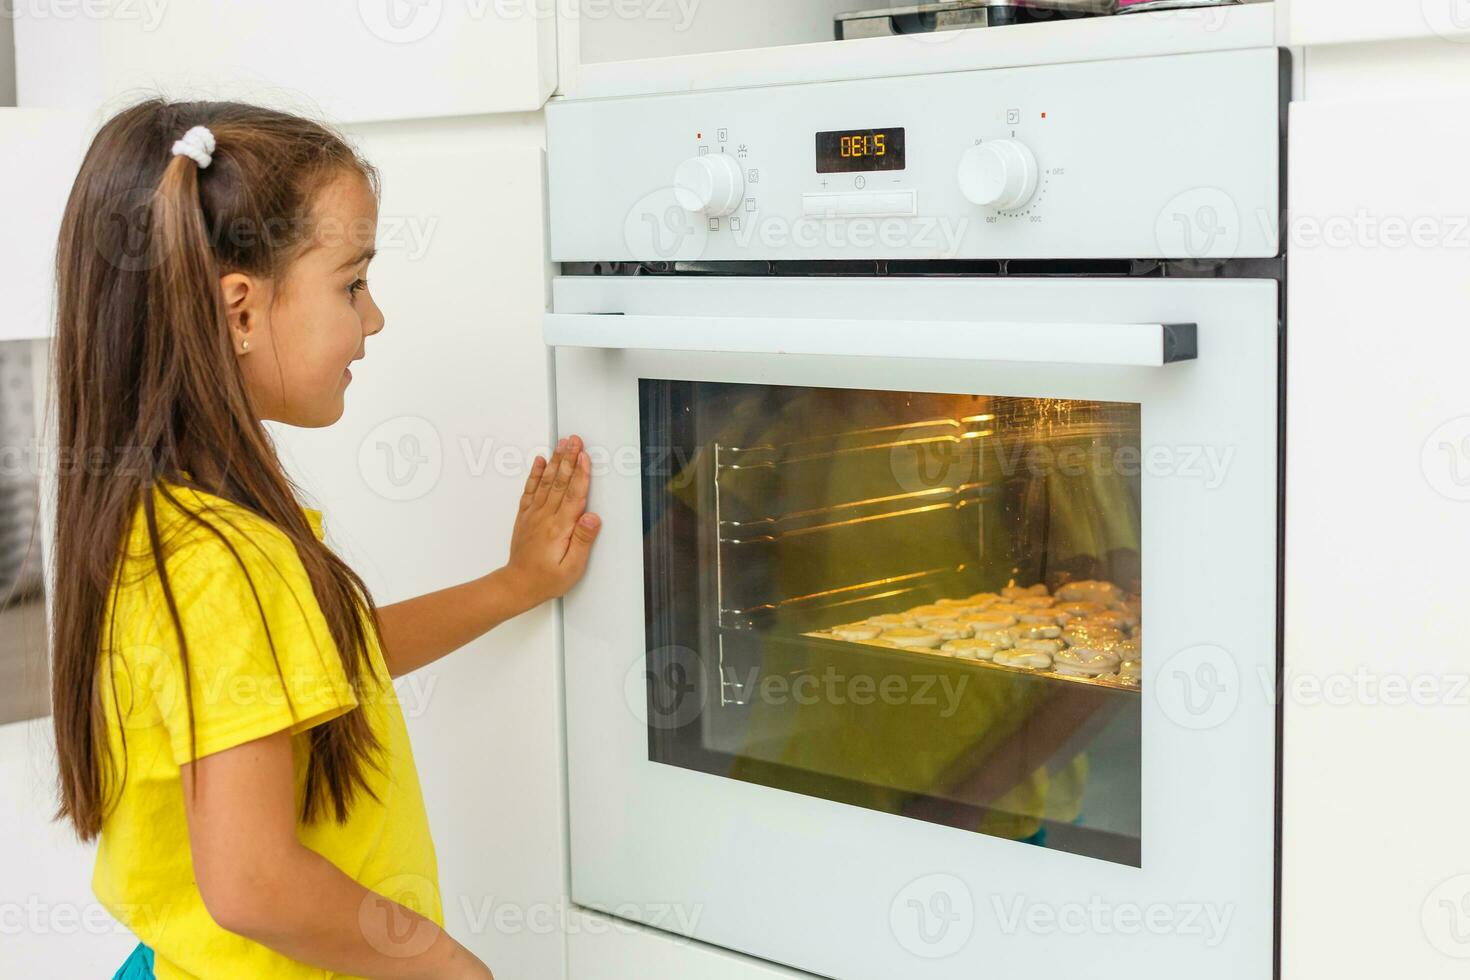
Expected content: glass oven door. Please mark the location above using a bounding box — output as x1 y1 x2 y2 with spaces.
550 275 1277 980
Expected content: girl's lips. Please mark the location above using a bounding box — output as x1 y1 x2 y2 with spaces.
343 367 353 382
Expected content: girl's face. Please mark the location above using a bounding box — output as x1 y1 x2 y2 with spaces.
221 171 384 427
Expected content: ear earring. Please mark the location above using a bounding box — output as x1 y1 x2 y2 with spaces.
241 340 250 352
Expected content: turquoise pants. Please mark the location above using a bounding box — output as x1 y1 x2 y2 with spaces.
112 943 154 979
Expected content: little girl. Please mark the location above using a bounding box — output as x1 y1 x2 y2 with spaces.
48 100 599 979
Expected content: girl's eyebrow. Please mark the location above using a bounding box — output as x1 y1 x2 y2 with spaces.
336 245 376 271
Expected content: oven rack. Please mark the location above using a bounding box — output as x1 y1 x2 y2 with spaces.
718 483 990 545
711 411 996 632
713 413 991 471
716 561 978 631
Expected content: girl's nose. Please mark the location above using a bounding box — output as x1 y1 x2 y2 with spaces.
364 299 385 337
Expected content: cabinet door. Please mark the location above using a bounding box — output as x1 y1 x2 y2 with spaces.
1286 0 1470 45
269 124 568 980
1285 96 1470 978
0 110 90 342
13 2 556 121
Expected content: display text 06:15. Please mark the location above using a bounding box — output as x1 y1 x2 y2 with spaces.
840 133 885 158
814 127 906 174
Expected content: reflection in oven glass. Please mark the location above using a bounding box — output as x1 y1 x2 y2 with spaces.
640 380 1142 866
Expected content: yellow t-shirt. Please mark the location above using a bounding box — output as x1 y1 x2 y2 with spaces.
92 483 442 980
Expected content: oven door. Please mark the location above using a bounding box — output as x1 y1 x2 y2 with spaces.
548 275 1278 979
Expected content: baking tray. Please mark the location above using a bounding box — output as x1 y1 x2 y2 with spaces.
800 625 1140 692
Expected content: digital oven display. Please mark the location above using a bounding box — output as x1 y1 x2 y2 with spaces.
814 127 906 174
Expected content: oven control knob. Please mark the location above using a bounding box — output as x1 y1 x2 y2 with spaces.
957 139 1039 210
673 153 745 217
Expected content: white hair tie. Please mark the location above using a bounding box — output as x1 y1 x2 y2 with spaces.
171 125 216 169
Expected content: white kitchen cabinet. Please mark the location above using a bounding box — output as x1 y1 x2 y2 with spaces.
0 110 90 341
1299 35 1470 101
14 2 556 121
1285 95 1470 978
267 113 568 980
1285 0 1470 45
573 0 867 64
561 2 1277 99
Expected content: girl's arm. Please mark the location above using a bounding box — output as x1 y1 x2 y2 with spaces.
375 435 601 679
184 730 494 980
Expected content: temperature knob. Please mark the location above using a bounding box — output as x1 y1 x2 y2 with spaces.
673 154 745 217
957 139 1039 211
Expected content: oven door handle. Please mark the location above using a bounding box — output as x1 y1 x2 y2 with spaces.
543 314 1197 367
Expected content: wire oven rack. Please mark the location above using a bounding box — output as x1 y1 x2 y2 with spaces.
705 404 1140 702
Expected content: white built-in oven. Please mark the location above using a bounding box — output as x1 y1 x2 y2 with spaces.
545 47 1283 979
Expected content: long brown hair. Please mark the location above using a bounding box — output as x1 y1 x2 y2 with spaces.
51 99 385 840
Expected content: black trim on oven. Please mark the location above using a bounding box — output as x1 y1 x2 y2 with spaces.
560 256 1285 281
1273 43 1292 980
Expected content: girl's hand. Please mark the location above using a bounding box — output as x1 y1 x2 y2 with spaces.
505 434 601 608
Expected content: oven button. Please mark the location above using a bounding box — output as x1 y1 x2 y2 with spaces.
957 139 1039 211
673 153 746 217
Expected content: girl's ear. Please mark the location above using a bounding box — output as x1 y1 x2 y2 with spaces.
219 272 266 355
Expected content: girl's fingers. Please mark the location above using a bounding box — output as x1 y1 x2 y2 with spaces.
563 511 601 573
521 456 547 509
558 450 591 517
532 438 567 508
546 437 579 510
